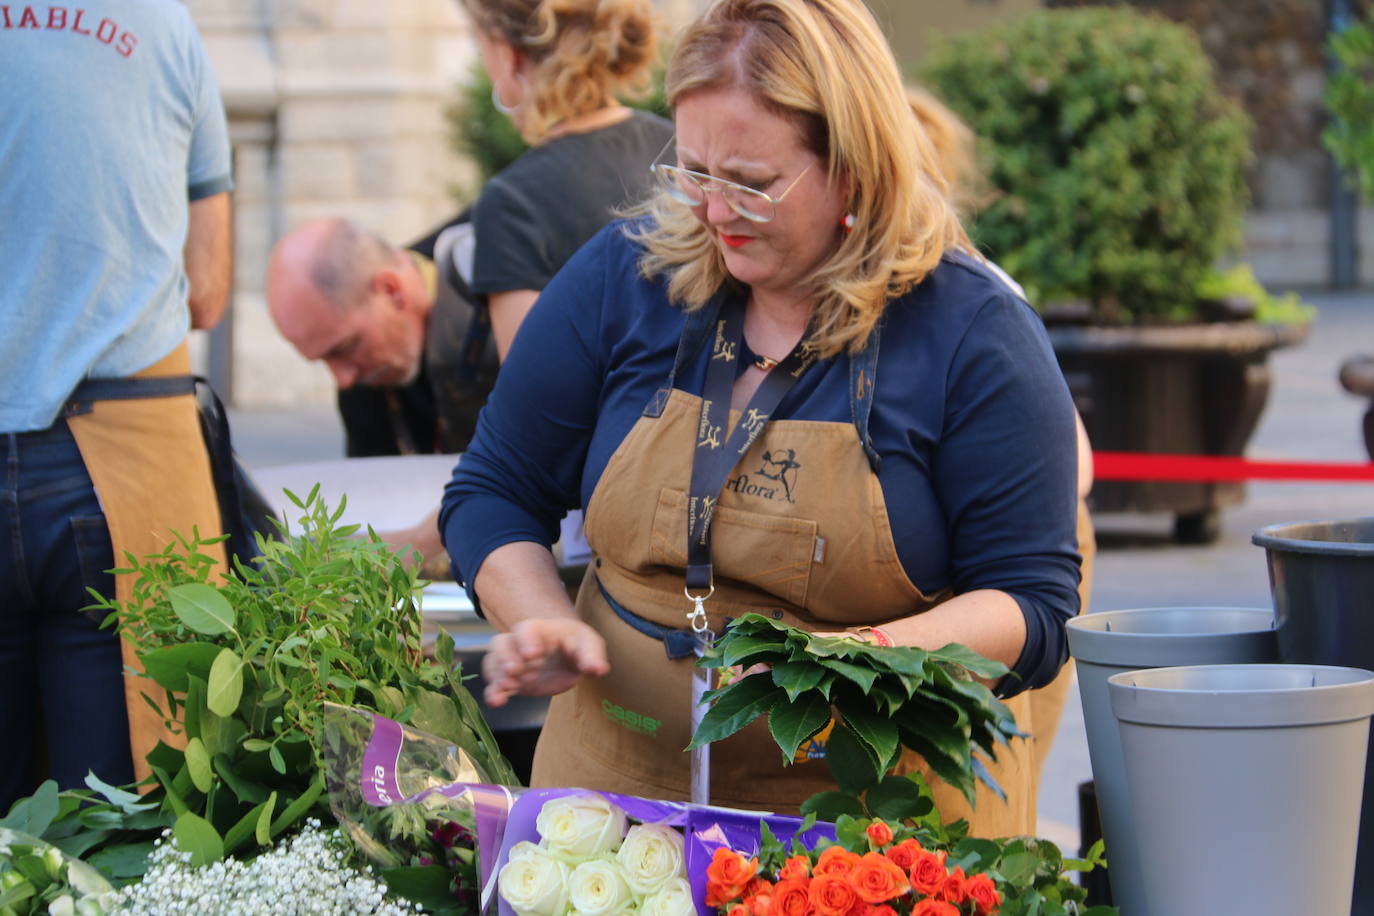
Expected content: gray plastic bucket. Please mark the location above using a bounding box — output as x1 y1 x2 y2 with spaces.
1065 608 1276 915
1254 517 1374 913
1109 664 1374 916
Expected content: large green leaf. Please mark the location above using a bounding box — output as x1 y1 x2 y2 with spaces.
87 840 157 879
173 811 224 866
206 648 245 717
817 657 879 694
838 698 899 766
864 774 933 822
770 661 827 701
767 692 832 762
823 723 879 795
928 644 1009 680
0 779 58 835
685 673 781 749
168 582 235 636
721 635 787 669
184 738 214 793
139 642 221 692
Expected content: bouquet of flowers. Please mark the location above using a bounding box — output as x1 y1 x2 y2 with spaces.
704 819 1000 916
499 795 693 916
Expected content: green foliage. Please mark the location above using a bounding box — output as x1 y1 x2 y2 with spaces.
447 62 670 190
1325 10 1374 198
923 7 1252 323
36 486 516 889
689 614 1022 807
1196 263 1315 326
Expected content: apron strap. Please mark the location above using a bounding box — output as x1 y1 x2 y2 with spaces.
596 575 702 660
644 295 725 419
63 375 196 417
849 323 882 474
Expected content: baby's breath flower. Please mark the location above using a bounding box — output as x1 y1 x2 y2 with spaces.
111 822 418 915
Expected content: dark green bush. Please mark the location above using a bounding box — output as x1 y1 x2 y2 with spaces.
1325 10 1374 198
923 8 1253 323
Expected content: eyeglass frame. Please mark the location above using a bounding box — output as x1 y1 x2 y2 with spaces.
649 138 813 224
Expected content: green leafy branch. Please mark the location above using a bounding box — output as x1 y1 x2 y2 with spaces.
53 485 515 888
1326 10 1374 198
686 614 1022 811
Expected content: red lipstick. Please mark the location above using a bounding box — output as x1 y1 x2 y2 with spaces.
719 232 752 248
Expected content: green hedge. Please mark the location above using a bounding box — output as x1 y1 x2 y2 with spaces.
924 8 1253 323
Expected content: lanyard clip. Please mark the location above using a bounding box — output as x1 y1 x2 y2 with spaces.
684 583 715 633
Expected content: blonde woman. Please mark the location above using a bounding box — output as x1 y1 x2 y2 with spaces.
443 0 1082 835
460 0 672 357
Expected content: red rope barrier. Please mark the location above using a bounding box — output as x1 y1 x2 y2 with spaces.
1092 452 1374 483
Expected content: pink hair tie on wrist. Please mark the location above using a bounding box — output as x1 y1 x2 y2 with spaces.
852 625 894 648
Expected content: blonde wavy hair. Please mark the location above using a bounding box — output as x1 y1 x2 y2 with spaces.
634 0 972 357
461 0 658 142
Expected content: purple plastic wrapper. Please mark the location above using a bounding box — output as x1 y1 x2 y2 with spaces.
358 712 521 898
345 710 836 916
490 788 836 916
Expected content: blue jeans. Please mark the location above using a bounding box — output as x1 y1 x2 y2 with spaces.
0 419 133 813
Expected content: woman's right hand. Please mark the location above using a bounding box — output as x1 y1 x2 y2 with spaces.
480 617 610 707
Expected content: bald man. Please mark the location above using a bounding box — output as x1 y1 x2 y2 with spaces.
267 215 498 459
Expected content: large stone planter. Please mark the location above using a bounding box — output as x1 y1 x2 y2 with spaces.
1048 318 1308 543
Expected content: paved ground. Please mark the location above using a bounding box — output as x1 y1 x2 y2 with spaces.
228 288 1373 851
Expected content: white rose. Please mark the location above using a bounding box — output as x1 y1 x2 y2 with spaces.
641 877 696 916
568 860 635 916
500 847 572 916
536 795 628 858
615 823 686 894
509 841 544 862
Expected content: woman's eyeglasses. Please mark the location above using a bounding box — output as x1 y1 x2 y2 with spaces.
650 140 811 223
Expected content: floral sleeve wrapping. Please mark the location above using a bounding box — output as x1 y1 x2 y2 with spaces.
492 789 835 916
323 704 528 914
324 706 836 916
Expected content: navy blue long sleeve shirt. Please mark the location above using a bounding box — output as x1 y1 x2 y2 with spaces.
441 222 1082 693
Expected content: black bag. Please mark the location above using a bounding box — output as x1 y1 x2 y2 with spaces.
193 377 279 566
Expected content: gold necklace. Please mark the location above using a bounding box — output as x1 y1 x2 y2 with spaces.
753 354 780 372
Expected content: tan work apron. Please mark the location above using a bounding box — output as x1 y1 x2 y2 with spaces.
531 388 1037 836
65 342 226 784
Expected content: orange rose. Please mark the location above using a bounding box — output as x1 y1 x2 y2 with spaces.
965 874 1000 915
852 853 909 904
709 848 759 889
708 884 746 909
865 821 894 848
813 846 861 878
884 839 923 872
750 888 776 916
844 901 873 916
869 906 898 916
937 867 967 906
745 878 772 899
729 905 752 916
908 850 948 897
780 855 812 881
808 874 858 916
772 879 812 916
911 901 960 916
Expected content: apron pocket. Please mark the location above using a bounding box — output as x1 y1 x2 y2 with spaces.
649 487 816 609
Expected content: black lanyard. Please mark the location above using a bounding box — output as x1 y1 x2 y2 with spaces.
683 298 814 629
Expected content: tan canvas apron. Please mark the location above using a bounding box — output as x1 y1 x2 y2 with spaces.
64 342 226 784
531 387 1037 836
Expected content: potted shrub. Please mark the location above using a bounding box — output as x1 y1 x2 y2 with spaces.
924 7 1311 543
